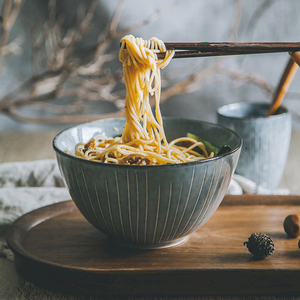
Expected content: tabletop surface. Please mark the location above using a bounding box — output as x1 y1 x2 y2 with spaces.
1 129 300 299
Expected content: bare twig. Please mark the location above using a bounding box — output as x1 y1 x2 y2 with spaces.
109 0 127 34
7 105 124 124
0 0 282 124
0 0 24 75
220 67 273 95
0 0 23 52
229 0 244 41
161 63 222 102
244 0 275 41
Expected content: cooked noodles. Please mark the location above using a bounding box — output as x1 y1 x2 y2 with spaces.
74 35 214 165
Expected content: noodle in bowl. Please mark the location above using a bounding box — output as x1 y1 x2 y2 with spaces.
53 117 242 249
74 35 215 166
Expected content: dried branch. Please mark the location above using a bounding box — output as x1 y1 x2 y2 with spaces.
0 0 283 124
0 0 24 76
0 0 179 124
109 0 126 35
0 0 23 56
229 0 244 41
161 63 223 102
220 67 273 96
7 104 124 124
0 69 62 111
78 1 177 76
244 0 275 41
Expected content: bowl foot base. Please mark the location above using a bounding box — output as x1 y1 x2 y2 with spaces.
110 236 189 250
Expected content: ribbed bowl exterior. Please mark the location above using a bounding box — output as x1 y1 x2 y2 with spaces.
218 103 291 191
54 118 241 248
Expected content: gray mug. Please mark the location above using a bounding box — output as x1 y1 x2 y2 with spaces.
217 102 292 191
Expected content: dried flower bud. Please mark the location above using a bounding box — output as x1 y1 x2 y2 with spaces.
283 214 300 237
244 233 275 259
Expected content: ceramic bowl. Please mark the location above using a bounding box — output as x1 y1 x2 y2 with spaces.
53 118 242 249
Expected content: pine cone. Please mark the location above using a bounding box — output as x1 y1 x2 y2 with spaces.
244 233 275 259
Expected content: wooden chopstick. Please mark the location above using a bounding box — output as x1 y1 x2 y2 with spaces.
122 42 300 59
267 57 298 116
162 42 300 59
164 42 300 52
158 49 286 59
290 51 300 66
154 42 300 59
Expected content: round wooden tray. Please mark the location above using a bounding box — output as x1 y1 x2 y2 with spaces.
6 196 300 297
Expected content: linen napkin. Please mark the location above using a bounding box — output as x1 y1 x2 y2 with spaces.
228 174 290 195
0 160 69 235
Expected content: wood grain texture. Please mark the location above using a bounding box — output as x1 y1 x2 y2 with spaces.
164 42 300 51
267 57 298 116
6 195 300 297
158 42 300 59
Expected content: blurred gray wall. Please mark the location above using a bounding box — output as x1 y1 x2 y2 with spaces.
1 0 300 131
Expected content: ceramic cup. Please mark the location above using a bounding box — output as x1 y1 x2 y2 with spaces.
217 102 292 191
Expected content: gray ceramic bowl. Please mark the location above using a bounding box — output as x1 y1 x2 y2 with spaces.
53 118 242 249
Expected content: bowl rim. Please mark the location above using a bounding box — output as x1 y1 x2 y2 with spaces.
53 117 242 168
217 102 290 120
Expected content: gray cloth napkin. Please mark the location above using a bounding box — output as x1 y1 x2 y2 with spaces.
228 174 290 196
0 160 69 235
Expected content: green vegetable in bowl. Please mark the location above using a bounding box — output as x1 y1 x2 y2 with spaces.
186 133 231 157
217 145 232 156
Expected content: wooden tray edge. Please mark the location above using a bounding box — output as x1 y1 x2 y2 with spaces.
221 194 300 206
6 200 77 261
5 195 300 296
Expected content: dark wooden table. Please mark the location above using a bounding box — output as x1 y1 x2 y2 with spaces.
1 129 300 299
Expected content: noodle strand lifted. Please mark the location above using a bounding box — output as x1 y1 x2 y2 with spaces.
75 35 214 165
